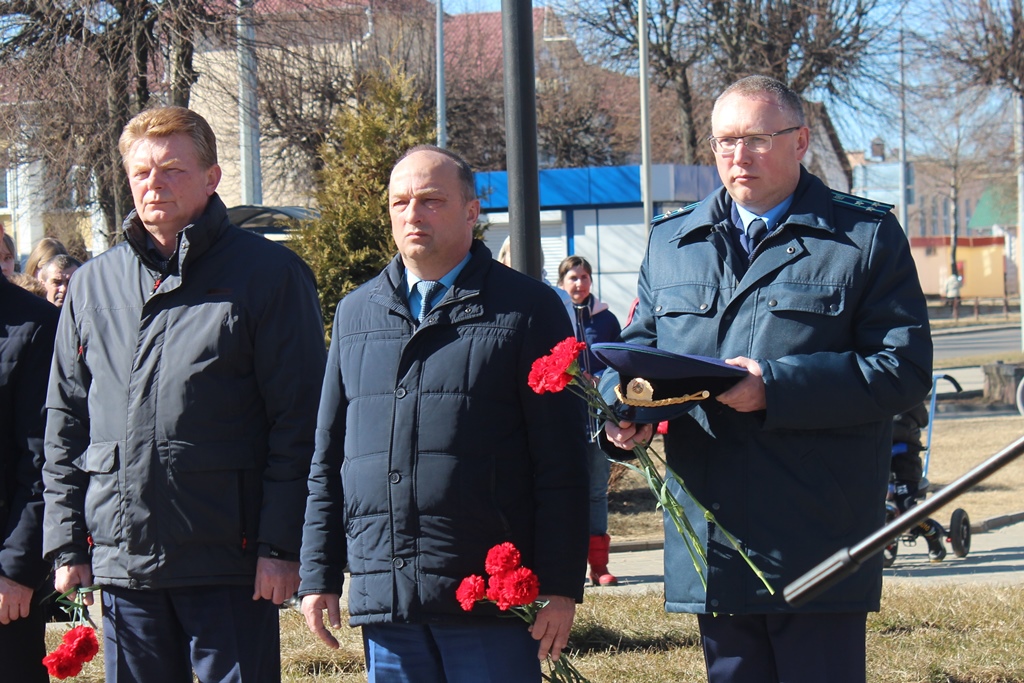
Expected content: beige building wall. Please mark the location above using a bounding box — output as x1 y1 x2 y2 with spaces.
911 236 1007 298
190 47 317 209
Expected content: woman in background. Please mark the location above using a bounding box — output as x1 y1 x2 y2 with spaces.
24 237 67 281
0 230 17 278
557 255 622 586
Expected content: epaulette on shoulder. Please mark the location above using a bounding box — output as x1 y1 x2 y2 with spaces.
830 190 893 218
651 201 700 228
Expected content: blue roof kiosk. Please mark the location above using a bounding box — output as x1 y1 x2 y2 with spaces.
475 164 721 321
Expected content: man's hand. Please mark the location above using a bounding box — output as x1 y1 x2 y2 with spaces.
604 419 653 451
301 593 343 649
55 564 94 606
530 595 576 661
0 575 34 624
716 356 766 412
253 556 300 604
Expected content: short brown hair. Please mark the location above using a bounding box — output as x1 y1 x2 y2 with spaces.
119 106 218 169
557 255 592 284
715 75 806 127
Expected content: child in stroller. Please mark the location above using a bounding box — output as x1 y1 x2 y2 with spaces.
890 402 947 562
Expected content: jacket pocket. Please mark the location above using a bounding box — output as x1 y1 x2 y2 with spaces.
164 441 257 546
652 284 719 350
758 281 848 348
653 283 719 317
762 282 845 317
73 442 118 474
73 443 119 547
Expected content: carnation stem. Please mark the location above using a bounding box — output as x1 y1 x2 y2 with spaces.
570 375 775 596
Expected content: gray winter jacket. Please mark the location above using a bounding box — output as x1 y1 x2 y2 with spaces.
43 195 326 589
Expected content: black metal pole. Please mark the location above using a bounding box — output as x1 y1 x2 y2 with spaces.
785 434 1024 607
501 0 542 280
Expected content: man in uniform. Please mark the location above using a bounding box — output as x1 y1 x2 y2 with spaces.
604 75 932 682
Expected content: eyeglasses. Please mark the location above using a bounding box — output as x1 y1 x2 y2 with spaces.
707 126 801 155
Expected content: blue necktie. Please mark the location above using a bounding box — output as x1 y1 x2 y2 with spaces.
747 218 768 257
416 280 444 323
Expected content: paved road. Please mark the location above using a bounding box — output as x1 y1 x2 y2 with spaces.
933 324 1021 363
595 520 1024 596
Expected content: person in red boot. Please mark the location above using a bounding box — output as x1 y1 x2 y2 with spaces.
557 255 622 586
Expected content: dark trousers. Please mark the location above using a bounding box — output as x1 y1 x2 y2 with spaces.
697 612 867 683
102 584 280 683
363 620 542 683
0 588 49 683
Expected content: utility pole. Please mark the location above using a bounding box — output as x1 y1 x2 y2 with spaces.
237 0 262 205
502 0 542 280
1016 93 1024 351
436 0 447 148
898 23 908 233
638 0 653 231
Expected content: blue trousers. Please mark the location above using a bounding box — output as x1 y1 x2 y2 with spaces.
101 584 280 683
363 621 542 683
697 612 867 683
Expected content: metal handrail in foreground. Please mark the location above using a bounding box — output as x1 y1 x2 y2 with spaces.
785 434 1024 607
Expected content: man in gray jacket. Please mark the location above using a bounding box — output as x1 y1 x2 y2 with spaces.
43 107 326 682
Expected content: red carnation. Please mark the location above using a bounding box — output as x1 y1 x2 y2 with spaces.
528 338 586 394
484 542 521 575
487 566 540 610
43 646 84 679
455 574 486 611
63 625 100 662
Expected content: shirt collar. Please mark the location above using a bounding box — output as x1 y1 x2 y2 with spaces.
405 251 473 296
735 194 795 235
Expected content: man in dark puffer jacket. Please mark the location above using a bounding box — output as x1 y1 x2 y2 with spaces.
299 146 589 683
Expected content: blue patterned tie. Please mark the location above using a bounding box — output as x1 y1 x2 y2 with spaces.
416 280 444 323
747 218 768 257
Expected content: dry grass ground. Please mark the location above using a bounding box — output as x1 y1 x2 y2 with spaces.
927 413 1024 524
258 583 1024 682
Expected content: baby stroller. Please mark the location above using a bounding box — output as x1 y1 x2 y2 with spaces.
882 375 971 567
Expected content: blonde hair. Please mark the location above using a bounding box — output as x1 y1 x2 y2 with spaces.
8 272 46 298
497 237 511 266
25 237 68 279
119 106 218 170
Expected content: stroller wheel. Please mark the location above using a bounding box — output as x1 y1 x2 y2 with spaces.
950 508 971 558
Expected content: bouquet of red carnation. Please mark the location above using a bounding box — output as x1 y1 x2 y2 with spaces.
457 542 590 683
528 337 773 595
43 587 100 679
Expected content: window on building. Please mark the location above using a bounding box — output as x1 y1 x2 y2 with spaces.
0 168 8 208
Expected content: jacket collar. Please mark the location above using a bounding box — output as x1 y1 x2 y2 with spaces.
122 193 231 274
372 240 493 322
669 168 835 243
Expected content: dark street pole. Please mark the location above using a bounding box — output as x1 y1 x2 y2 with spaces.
501 0 542 280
